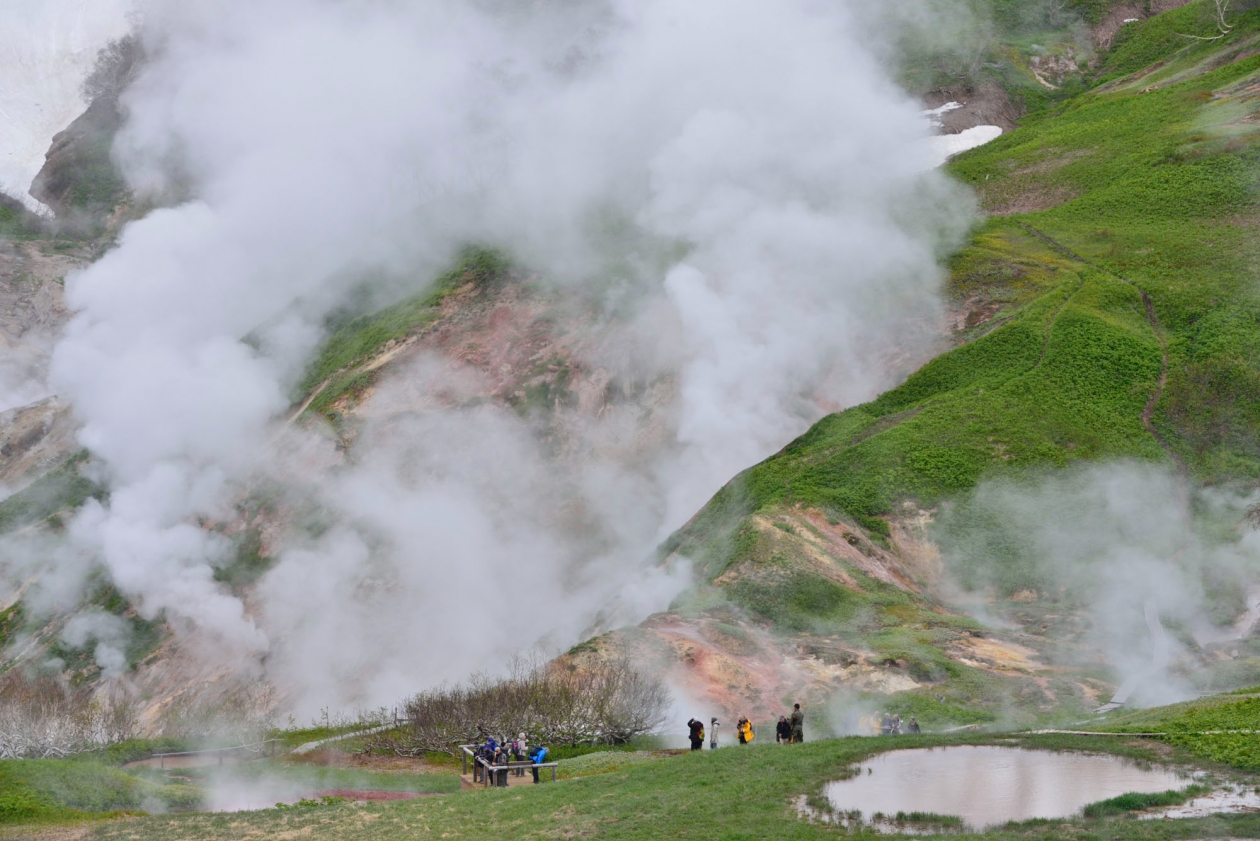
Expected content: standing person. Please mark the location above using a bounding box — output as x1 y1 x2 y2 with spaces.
737 716 754 744
528 744 548 784
908 717 921 734
495 745 510 787
879 713 893 736
512 733 528 777
789 704 805 743
892 715 902 735
475 738 496 783
776 716 791 744
687 718 705 751
710 717 720 750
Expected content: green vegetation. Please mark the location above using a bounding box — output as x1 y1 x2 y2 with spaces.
297 246 510 412
0 760 197 824
46 579 166 677
547 737 666 763
212 529 272 590
1082 784 1210 818
0 198 48 241
23 732 1244 840
0 601 24 651
78 739 196 767
556 751 662 780
661 1 1260 679
182 761 459 796
1102 692 1260 770
886 810 966 828
0 452 106 536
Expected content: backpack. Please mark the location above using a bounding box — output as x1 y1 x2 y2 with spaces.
697 726 705 742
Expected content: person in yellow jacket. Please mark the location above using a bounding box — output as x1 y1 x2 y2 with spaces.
736 716 754 744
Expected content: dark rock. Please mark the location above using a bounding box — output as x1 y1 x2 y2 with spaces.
29 95 127 226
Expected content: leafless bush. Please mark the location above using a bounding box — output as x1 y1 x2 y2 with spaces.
374 652 668 757
82 33 145 103
0 672 140 759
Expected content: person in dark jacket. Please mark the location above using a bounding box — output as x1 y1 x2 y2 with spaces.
528 745 548 784
789 704 804 743
687 718 705 751
474 738 496 782
908 717 921 734
495 746 510 787
776 716 791 744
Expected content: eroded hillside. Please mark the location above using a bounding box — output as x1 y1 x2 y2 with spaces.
3 0 1260 734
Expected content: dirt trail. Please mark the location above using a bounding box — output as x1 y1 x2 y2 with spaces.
1015 223 1181 472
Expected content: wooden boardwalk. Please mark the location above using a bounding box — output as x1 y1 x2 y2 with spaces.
460 769 540 790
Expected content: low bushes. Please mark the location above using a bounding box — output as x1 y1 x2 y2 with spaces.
0 673 138 760
374 654 669 756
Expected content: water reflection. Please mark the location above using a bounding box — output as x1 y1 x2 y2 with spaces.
826 746 1186 830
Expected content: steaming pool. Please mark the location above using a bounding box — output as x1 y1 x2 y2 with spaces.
824 746 1187 831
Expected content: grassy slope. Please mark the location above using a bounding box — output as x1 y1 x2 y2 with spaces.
48 731 1259 840
1098 686 1260 768
295 247 509 415
669 1 1260 616
0 760 196 824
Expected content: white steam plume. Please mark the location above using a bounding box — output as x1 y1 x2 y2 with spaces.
41 0 973 709
940 462 1260 707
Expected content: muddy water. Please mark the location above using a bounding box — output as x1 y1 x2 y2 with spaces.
826 746 1186 830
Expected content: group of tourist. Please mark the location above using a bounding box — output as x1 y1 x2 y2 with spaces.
877 713 920 735
688 703 806 749
472 734 550 786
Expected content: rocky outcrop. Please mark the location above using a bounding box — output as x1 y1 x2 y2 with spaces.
29 95 127 228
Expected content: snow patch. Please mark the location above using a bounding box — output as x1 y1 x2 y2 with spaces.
0 0 134 215
928 125 1003 168
922 101 963 129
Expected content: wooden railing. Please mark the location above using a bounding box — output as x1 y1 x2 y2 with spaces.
460 744 558 786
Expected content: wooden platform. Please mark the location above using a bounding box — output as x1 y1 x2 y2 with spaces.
460 770 539 790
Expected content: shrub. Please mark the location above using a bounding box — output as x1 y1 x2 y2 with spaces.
0 673 139 759
375 652 668 756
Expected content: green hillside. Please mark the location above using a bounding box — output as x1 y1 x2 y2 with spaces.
673 1 1260 598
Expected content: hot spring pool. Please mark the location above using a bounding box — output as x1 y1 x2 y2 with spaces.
825 746 1188 830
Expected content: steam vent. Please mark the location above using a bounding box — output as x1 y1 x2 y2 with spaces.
5 0 1260 837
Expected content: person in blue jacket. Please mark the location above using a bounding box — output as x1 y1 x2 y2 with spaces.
528 744 549 784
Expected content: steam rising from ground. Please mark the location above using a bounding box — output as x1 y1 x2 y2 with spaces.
23 0 972 709
940 462 1260 707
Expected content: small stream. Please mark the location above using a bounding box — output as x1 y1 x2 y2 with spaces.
824 746 1188 831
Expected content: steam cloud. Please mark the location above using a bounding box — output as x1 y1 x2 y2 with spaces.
940 462 1260 707
17 0 973 710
